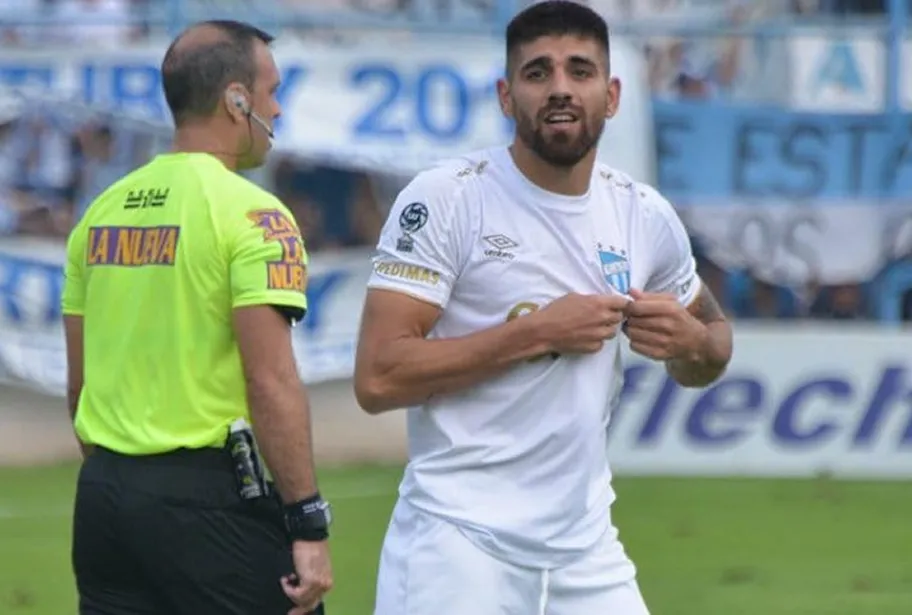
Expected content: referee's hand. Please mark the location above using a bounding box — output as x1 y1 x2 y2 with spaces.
282 540 333 614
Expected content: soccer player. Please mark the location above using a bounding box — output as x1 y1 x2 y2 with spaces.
62 20 332 615
353 2 733 613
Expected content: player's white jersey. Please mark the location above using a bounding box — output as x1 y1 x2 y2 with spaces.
367 146 700 568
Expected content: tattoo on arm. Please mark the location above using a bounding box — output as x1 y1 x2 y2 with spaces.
688 285 726 325
667 284 732 388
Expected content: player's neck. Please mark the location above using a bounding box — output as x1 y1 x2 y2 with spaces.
508 143 594 197
172 124 240 171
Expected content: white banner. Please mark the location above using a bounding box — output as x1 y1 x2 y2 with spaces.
654 102 912 286
678 203 912 287
788 29 912 112
0 35 655 183
4 237 911 478
0 238 372 396
788 31 885 113
611 325 912 479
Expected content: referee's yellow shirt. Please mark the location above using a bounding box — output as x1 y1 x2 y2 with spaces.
61 153 308 455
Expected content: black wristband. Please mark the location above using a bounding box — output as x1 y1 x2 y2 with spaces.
284 493 332 542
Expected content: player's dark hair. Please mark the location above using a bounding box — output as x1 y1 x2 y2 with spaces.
505 1 610 74
161 19 274 126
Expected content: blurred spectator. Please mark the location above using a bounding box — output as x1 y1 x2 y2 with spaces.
809 284 870 320
0 96 27 235
73 123 124 222
821 0 886 14
902 288 912 322
727 270 802 319
693 240 732 315
348 174 385 247
272 155 384 250
284 192 341 252
746 277 781 318
790 0 822 15
6 109 76 238
51 0 143 48
673 57 718 100
634 0 791 102
0 96 25 188
0 95 174 237
0 0 44 45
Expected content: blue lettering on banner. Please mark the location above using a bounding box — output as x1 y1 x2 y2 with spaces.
0 65 54 89
0 60 305 131
271 66 306 135
111 64 164 118
616 362 912 449
300 269 347 334
348 63 506 142
813 40 865 93
654 101 912 200
0 53 511 144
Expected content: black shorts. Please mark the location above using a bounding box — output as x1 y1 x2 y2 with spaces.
72 446 296 615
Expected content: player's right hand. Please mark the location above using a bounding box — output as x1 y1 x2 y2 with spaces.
536 293 629 354
282 540 333 615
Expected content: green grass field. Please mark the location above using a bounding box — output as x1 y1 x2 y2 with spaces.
1 463 910 615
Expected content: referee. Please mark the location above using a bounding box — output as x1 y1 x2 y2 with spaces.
61 20 332 615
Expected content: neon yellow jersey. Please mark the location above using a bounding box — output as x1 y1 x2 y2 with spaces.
61 153 308 455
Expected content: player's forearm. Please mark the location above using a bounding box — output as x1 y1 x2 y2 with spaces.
356 316 551 414
666 320 732 388
247 376 319 503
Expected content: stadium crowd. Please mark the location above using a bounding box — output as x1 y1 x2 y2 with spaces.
0 0 900 321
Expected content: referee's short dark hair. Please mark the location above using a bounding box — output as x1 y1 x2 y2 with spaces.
161 19 274 126
505 1 610 74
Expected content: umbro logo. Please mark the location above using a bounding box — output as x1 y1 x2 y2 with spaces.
484 234 518 250
483 234 518 260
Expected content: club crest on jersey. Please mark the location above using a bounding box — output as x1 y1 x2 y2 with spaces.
597 245 630 294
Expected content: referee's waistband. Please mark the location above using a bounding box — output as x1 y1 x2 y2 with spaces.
88 445 277 508
94 445 232 472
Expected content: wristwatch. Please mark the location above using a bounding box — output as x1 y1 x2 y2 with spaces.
284 493 332 542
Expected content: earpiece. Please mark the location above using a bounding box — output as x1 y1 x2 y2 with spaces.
226 89 275 140
229 91 249 114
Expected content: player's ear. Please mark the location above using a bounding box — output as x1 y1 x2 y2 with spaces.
605 76 621 120
497 78 514 120
224 84 250 124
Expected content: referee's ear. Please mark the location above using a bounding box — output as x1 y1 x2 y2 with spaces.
224 85 250 124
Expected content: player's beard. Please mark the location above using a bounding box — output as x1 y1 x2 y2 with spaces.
515 102 605 168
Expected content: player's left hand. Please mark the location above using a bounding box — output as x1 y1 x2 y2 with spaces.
623 289 705 362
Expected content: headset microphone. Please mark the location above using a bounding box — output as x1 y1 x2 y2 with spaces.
231 92 274 140
248 110 274 140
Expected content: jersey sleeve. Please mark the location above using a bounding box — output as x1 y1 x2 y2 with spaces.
367 170 468 309
61 222 88 316
227 201 309 323
642 189 701 307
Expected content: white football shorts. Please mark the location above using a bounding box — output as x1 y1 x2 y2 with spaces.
373 498 650 615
